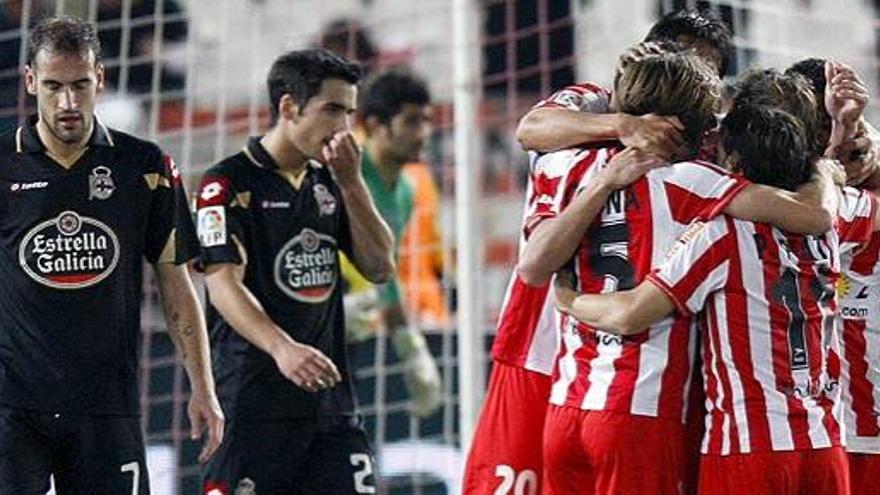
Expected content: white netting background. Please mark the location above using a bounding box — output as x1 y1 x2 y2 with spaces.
1 0 878 493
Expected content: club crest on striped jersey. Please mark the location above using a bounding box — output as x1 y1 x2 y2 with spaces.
19 210 120 289
274 228 337 302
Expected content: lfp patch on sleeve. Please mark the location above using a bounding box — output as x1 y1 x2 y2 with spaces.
198 206 227 247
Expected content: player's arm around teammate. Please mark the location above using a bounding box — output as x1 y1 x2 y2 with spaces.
517 147 665 286
516 10 733 154
155 263 225 462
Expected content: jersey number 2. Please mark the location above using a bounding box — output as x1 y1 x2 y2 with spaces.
349 453 376 494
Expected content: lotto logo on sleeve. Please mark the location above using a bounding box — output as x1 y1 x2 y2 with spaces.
18 210 120 289
198 206 227 247
274 228 338 303
198 176 231 208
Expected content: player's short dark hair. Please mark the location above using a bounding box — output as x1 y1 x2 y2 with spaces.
360 70 430 125
732 68 824 158
785 58 832 149
615 51 720 159
721 104 812 191
786 58 827 96
27 16 102 67
644 9 732 75
267 48 363 125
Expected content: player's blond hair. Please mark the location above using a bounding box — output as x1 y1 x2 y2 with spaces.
615 51 721 158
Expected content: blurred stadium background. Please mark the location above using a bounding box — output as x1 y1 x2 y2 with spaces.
1 0 878 493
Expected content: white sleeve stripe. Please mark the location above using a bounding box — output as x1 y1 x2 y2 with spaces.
664 162 739 199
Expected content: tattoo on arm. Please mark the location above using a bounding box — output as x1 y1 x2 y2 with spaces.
168 310 195 360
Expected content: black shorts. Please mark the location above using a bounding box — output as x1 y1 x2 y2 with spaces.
0 405 149 494
202 416 376 495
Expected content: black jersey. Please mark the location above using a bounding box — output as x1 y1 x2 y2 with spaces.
196 137 357 421
0 116 198 415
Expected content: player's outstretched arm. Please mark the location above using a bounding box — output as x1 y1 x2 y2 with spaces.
518 147 664 286
516 108 683 157
553 269 674 335
155 263 225 463
723 160 839 234
203 263 343 394
323 130 395 283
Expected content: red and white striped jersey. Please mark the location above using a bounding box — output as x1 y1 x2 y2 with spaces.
533 82 611 113
648 194 875 454
836 188 880 453
527 147 749 420
491 82 611 375
490 165 558 375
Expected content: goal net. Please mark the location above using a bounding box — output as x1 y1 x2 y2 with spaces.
1 0 878 493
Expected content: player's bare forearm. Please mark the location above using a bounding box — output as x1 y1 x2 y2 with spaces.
724 174 836 235
203 263 296 355
155 263 216 393
518 178 615 286
155 263 224 463
519 148 663 286
339 176 395 283
555 275 673 335
516 108 620 152
204 263 341 392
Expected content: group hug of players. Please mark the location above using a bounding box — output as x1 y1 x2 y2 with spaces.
464 9 880 495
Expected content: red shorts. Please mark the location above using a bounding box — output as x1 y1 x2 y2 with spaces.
849 452 880 495
542 405 686 495
462 361 552 495
699 447 849 495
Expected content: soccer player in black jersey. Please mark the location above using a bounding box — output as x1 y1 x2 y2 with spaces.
197 49 394 494
0 16 224 494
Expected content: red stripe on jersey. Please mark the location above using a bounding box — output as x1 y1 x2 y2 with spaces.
658 218 842 454
565 327 602 408
654 224 732 310
493 148 604 374
718 219 773 453
663 180 742 225
838 187 878 246
705 301 742 454
552 161 748 421
491 276 550 365
523 150 601 238
656 317 694 419
565 82 609 95
701 314 722 454
533 82 611 110
628 178 654 282
562 150 605 205
757 224 812 451
843 318 880 437
851 232 880 275
529 173 562 208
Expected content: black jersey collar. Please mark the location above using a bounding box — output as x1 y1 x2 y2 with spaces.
243 136 280 170
243 136 324 172
17 114 115 153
